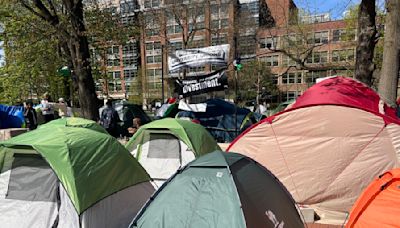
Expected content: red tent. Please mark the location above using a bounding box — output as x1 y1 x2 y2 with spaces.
228 76 400 225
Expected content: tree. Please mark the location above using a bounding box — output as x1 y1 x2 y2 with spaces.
85 1 139 99
354 0 377 86
378 0 400 107
0 5 65 104
235 60 278 106
15 0 100 120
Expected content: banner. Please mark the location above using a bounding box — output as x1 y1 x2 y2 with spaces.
175 71 228 97
168 44 229 72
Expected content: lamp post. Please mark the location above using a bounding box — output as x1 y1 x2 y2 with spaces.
161 44 165 103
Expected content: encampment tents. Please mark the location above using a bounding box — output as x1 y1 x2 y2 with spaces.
346 169 400 228
0 120 154 228
228 76 400 224
126 118 220 187
129 151 304 228
176 99 261 143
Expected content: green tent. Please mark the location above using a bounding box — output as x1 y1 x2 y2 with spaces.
0 121 154 228
126 118 220 187
130 151 304 228
39 117 108 134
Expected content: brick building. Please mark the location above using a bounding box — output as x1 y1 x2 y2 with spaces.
98 0 357 105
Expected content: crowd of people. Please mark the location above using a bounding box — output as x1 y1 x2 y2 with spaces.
23 93 73 130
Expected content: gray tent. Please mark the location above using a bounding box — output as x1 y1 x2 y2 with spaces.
130 151 304 228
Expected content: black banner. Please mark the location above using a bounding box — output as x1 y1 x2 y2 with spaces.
175 71 228 97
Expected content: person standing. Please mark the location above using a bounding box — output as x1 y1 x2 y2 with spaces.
41 93 54 123
57 98 68 118
24 101 38 130
100 100 120 137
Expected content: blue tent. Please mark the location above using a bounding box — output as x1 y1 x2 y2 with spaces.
177 99 261 143
0 105 25 129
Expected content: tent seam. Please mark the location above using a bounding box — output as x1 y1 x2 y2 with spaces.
314 125 386 208
269 122 303 202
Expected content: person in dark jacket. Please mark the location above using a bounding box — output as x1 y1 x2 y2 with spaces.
100 100 121 137
24 101 38 130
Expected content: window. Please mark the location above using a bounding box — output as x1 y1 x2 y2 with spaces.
146 55 162 64
120 0 137 15
169 41 183 52
332 49 355 62
282 72 302 84
144 0 160 8
272 74 278 85
188 22 205 31
211 34 227 46
284 34 303 46
147 68 162 78
283 91 300 102
211 19 229 30
260 37 278 49
146 42 162 64
188 38 205 49
167 24 183 35
123 43 137 56
211 3 229 19
260 55 279 66
210 3 229 31
124 69 137 79
188 7 205 27
315 31 329 44
146 28 160 37
123 56 136 66
107 46 119 56
187 66 205 74
107 58 120 67
308 31 328 44
108 71 121 80
305 70 328 83
306 51 328 64
332 29 356 42
144 15 160 37
121 15 136 25
282 55 296 67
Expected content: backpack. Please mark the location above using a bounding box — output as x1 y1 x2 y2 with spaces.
101 108 115 129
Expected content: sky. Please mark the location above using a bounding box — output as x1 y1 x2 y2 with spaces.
293 0 385 19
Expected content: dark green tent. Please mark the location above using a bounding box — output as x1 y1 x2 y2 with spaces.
130 151 304 228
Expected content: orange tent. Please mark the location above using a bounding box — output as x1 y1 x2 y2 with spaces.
346 169 400 228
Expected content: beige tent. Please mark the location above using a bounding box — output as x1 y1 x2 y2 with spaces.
227 77 400 225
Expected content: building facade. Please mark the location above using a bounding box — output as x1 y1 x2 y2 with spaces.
98 0 357 105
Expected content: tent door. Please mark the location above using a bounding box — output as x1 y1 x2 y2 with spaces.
0 152 60 228
139 132 192 185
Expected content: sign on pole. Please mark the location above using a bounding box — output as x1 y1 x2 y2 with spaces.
168 44 229 72
175 70 228 97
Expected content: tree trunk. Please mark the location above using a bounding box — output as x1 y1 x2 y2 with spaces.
64 0 100 120
355 0 377 86
378 0 400 107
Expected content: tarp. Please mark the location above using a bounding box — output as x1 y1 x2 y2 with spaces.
0 105 25 129
228 76 400 225
346 169 400 228
126 118 220 157
0 121 150 214
130 151 304 228
185 99 258 143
